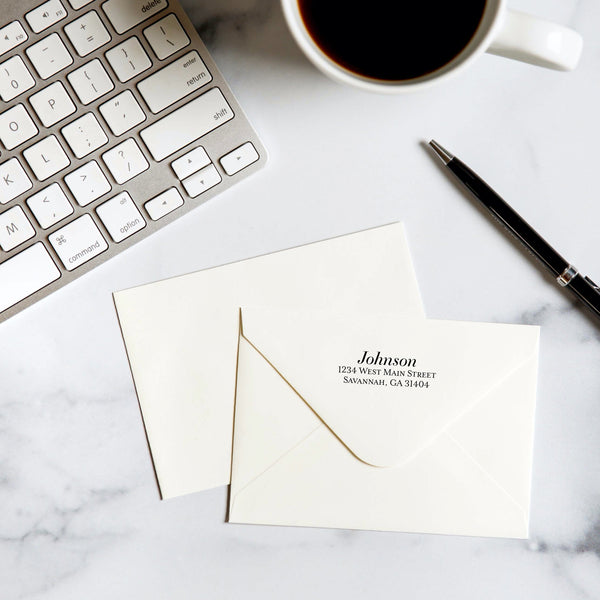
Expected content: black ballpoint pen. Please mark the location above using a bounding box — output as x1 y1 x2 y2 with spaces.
428 140 600 320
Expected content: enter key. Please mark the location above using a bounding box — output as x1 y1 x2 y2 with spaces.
137 51 212 114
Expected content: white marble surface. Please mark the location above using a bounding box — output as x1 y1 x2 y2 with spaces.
2 0 600 597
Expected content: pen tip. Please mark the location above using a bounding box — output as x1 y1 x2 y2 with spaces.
429 140 454 165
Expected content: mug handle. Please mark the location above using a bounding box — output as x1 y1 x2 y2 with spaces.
486 10 582 71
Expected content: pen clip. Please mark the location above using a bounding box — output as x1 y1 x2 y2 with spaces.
584 275 600 294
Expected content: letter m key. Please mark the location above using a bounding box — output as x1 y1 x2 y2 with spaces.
6 221 18 235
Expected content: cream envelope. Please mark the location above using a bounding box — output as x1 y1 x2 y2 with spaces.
229 308 540 538
113 223 424 499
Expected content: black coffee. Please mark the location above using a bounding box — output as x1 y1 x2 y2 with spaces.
298 0 487 81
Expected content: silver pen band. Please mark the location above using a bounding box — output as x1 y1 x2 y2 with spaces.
557 265 579 287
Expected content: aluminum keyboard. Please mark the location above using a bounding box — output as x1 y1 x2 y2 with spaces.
0 0 266 323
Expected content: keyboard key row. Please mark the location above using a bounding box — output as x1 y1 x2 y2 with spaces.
0 11 111 101
0 127 254 209
0 8 188 108
0 133 148 207
0 136 261 308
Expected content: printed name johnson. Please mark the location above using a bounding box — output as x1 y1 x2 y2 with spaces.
357 350 416 367
337 351 437 388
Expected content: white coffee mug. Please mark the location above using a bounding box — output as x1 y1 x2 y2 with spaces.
280 0 583 93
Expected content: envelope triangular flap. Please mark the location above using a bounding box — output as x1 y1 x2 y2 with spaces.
240 308 539 469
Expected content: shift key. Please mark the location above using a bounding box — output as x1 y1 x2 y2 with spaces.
102 0 168 34
140 88 234 161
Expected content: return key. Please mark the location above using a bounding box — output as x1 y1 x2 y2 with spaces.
137 51 212 114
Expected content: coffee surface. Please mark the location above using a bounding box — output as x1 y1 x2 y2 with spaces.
298 1 487 81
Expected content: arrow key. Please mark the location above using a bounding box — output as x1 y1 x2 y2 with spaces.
182 164 221 198
171 146 210 180
219 142 259 176
144 187 184 221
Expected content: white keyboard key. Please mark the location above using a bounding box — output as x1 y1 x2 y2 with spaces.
0 104 38 151
26 0 67 33
102 138 149 184
137 51 211 114
64 160 111 206
105 36 151 83
49 214 108 270
0 158 32 204
0 206 35 251
99 90 146 136
0 243 60 313
26 33 73 80
140 88 234 161
0 56 35 101
61 113 109 159
144 187 183 220
182 163 221 198
65 11 112 57
26 183 73 229
67 0 94 8
220 142 259 176
171 146 210 180
96 191 145 242
23 135 70 181
102 0 168 34
67 59 114 105
143 14 189 60
0 22 28 57
29 82 76 128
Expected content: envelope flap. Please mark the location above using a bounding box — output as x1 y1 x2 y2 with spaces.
241 308 539 468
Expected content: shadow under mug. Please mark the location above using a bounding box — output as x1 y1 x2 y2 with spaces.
281 0 583 93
